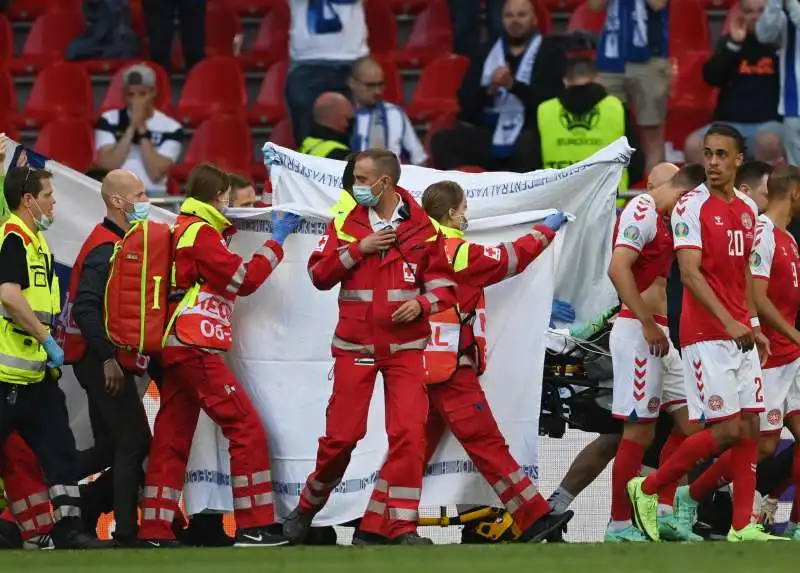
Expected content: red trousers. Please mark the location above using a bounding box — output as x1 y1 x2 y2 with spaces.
423 367 549 532
139 353 275 540
1 432 53 541
298 351 429 539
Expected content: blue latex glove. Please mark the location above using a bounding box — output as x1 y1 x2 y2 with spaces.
42 335 64 368
551 299 576 324
263 145 281 168
542 211 568 232
271 212 301 246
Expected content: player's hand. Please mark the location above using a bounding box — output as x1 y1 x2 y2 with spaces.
725 319 755 352
754 330 771 366
0 133 8 167
104 359 125 396
391 300 422 323
643 320 670 357
359 228 396 255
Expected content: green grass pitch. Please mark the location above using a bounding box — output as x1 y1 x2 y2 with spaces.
0 543 797 572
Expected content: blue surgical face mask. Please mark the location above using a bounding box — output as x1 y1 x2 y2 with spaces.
126 201 151 223
353 180 383 207
29 201 52 231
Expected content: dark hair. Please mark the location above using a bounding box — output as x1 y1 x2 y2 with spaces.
704 123 745 154
564 56 596 81
350 56 379 79
672 163 706 189
356 148 401 185
229 173 252 192
342 152 358 194
4 167 54 211
422 181 465 222
85 167 109 182
735 160 773 189
186 163 231 203
767 165 800 200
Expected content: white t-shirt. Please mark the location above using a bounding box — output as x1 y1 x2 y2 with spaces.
289 0 368 62
369 195 405 231
95 109 184 194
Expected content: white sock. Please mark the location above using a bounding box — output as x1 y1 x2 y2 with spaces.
608 519 632 532
658 504 673 517
547 486 575 513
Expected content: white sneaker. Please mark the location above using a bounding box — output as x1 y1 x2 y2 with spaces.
23 534 54 550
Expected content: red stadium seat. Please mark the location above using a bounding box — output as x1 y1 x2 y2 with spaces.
0 116 19 141
10 8 85 75
99 61 174 116
7 0 81 21
169 114 253 192
33 118 94 173
19 62 93 129
666 52 716 150
385 0 432 14
406 55 469 123
218 0 285 17
366 0 398 58
0 15 12 61
177 56 247 126
0 68 17 122
394 0 453 69
172 2 242 70
541 0 582 10
567 1 606 34
669 0 710 56
374 55 404 105
237 3 289 71
269 118 296 149
705 0 735 8
247 60 289 126
532 0 553 35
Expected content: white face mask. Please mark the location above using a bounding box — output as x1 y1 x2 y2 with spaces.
449 209 469 232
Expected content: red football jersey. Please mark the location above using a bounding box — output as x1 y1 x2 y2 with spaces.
612 193 674 293
672 185 759 346
750 214 800 368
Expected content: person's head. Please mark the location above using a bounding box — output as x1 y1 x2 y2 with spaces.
741 0 767 33
502 0 537 46
735 160 773 212
229 174 257 208
85 167 109 182
312 92 355 135
766 165 800 218
422 181 468 231
4 166 55 231
703 123 745 190
563 56 597 88
646 162 680 210
123 64 157 115
672 162 707 190
352 149 401 207
101 169 149 226
186 163 231 215
754 130 787 168
348 57 385 108
342 152 358 194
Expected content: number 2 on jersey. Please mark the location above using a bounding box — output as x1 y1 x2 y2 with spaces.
792 262 799 288
727 230 744 257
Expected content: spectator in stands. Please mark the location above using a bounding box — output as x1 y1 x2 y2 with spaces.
95 64 184 196
431 0 565 172
591 0 670 173
143 0 206 72
735 160 773 212
229 174 258 208
348 57 427 165
754 130 788 168
450 0 505 58
756 0 800 165
532 57 645 188
286 0 368 145
683 0 781 164
85 168 109 183
298 92 354 160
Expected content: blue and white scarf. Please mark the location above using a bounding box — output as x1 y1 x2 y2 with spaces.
307 0 358 35
597 0 654 72
481 34 541 158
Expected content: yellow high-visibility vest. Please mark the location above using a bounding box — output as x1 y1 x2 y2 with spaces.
0 213 60 384
298 137 350 159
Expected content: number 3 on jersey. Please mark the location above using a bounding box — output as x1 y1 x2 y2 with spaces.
727 229 744 257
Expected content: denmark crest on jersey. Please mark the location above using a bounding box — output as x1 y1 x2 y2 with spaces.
741 212 753 230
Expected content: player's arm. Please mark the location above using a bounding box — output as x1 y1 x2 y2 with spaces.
307 222 366 291
746 265 771 362
753 277 800 345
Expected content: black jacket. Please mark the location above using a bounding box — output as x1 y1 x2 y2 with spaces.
457 35 566 129
72 218 126 364
703 34 780 124
529 82 645 184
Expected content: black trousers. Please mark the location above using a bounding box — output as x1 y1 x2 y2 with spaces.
0 376 83 537
430 124 538 173
143 0 207 72
73 353 151 539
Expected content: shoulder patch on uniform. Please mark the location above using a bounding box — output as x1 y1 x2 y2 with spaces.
674 222 689 238
623 225 641 242
314 235 329 253
750 251 761 269
483 246 502 261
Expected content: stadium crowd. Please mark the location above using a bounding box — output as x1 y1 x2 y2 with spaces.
0 0 799 551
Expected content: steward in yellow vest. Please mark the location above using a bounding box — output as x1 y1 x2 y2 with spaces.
535 57 645 200
0 166 112 549
298 93 354 160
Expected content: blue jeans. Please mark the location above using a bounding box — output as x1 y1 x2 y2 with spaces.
688 120 784 160
285 61 353 145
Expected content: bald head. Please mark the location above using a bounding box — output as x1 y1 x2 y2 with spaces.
313 92 354 134
101 169 148 225
648 162 679 190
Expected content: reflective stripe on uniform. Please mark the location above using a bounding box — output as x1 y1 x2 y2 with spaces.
302 487 324 506
0 352 45 373
389 337 429 353
234 496 252 510
10 499 27 514
49 485 80 499
162 486 181 501
160 508 175 522
373 479 388 493
225 262 247 295
0 307 52 324
28 492 49 506
388 486 421 501
388 508 418 522
258 244 281 269
339 289 373 302
20 520 35 531
502 242 518 279
35 513 53 527
143 486 159 499
252 470 271 486
254 492 273 506
338 246 357 269
492 479 510 496
424 278 456 291
423 292 440 313
332 336 375 354
509 469 526 484
387 289 419 302
365 500 386 515
54 505 81 521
